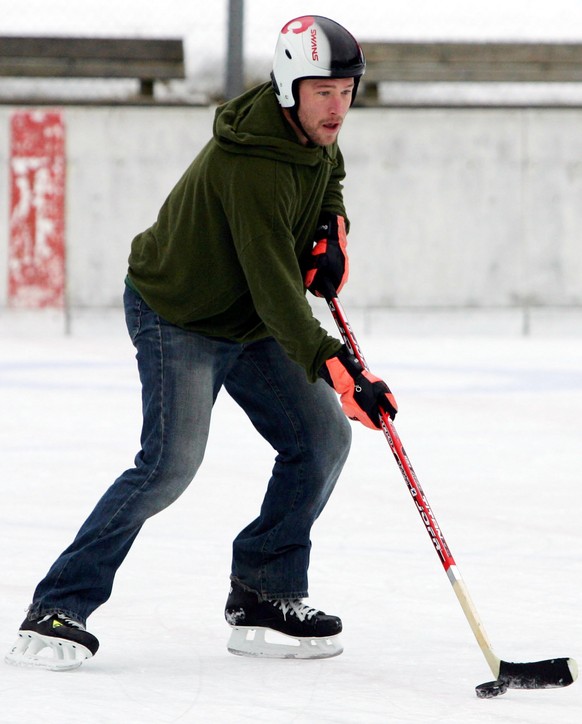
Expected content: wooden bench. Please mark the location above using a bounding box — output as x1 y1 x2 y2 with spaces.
0 36 185 99
358 41 582 103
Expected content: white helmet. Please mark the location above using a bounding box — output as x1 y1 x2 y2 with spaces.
271 15 366 109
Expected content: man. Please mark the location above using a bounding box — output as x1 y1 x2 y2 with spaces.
5 15 397 669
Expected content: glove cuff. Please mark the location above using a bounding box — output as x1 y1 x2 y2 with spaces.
318 345 362 389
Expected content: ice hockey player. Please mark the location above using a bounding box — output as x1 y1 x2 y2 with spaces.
5 15 397 670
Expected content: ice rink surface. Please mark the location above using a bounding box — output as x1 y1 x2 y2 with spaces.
1 306 581 723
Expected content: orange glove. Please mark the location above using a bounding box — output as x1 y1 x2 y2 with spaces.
320 346 398 430
304 212 349 297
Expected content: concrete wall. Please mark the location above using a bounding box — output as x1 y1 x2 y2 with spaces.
1 104 581 311
341 108 582 311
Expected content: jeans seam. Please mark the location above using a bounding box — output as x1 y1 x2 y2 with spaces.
97 310 166 538
50 310 166 597
244 353 307 558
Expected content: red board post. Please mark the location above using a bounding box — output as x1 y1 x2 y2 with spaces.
8 110 66 308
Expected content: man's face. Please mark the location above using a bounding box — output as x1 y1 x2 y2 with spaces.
296 78 355 146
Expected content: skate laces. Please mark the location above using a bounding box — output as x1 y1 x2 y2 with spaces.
270 598 319 622
39 613 86 631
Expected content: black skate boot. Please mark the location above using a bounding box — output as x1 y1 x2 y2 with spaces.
224 580 343 659
5 613 99 671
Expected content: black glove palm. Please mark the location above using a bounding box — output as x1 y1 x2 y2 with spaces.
304 212 349 297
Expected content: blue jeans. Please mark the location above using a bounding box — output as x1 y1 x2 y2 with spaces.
29 287 351 625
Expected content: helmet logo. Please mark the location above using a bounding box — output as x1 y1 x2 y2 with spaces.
281 16 315 35
311 29 319 61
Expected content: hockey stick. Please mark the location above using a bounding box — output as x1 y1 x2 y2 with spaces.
325 292 578 698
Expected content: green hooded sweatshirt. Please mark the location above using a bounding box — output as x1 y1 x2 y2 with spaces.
127 82 347 381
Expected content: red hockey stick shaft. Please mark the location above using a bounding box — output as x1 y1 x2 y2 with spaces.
325 294 500 675
326 295 455 570
325 293 577 692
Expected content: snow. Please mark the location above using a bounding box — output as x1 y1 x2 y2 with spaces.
1 307 581 723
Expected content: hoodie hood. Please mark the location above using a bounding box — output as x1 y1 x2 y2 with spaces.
213 82 338 167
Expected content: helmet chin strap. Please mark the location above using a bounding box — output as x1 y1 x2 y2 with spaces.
271 72 317 146
288 78 320 146
289 104 317 146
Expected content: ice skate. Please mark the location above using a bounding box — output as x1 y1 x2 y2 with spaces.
225 580 343 659
5 613 99 671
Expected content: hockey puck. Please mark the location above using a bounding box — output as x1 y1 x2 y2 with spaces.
475 679 508 699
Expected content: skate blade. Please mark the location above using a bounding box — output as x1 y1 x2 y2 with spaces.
227 626 343 659
4 631 93 671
